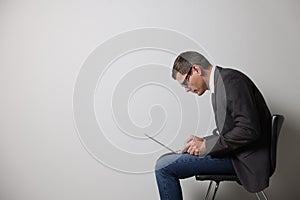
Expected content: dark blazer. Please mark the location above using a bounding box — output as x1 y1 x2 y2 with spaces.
205 66 272 193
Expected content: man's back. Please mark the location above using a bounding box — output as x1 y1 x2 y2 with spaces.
210 66 272 192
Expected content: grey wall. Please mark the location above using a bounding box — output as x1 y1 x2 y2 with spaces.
1 0 300 199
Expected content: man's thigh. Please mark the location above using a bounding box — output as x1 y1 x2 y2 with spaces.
155 153 235 179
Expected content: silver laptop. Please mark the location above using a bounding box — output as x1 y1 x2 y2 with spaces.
144 133 178 153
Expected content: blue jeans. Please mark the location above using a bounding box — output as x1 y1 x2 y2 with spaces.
155 153 235 200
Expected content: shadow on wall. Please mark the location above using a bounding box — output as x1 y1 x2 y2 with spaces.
268 119 300 199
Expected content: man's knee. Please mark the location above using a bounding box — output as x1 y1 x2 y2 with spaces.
155 153 168 172
155 153 178 173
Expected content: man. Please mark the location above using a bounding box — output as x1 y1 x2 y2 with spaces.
155 51 272 200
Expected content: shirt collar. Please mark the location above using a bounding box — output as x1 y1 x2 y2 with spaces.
209 65 216 93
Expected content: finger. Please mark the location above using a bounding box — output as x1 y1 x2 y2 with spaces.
191 146 199 155
180 136 192 153
185 135 194 144
187 143 196 154
180 141 191 153
185 140 195 151
193 135 204 142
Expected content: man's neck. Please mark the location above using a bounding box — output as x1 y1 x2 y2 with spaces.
203 66 213 90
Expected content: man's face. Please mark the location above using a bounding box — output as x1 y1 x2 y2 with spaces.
175 65 208 96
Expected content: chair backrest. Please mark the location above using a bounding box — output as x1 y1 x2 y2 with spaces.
270 114 284 176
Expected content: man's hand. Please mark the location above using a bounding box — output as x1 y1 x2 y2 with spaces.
180 135 206 156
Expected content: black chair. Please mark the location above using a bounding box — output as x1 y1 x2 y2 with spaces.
195 114 284 200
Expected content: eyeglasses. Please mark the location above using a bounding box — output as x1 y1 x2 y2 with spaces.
181 66 193 88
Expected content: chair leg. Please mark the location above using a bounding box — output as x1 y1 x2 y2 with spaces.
255 190 269 200
204 181 213 200
211 181 220 200
261 191 269 200
255 193 261 200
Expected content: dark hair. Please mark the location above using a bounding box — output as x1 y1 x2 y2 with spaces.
172 51 212 79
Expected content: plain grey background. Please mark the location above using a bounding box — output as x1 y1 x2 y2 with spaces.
1 0 300 199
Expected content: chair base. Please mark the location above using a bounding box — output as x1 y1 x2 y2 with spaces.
203 181 269 200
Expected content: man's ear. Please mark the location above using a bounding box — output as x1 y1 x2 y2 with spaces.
193 65 202 76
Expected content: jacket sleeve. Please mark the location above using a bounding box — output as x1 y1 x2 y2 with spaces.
204 134 219 153
207 77 262 156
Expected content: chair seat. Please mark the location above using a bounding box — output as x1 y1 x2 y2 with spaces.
195 174 239 182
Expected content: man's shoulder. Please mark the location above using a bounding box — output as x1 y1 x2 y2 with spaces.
217 66 246 78
216 66 253 85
